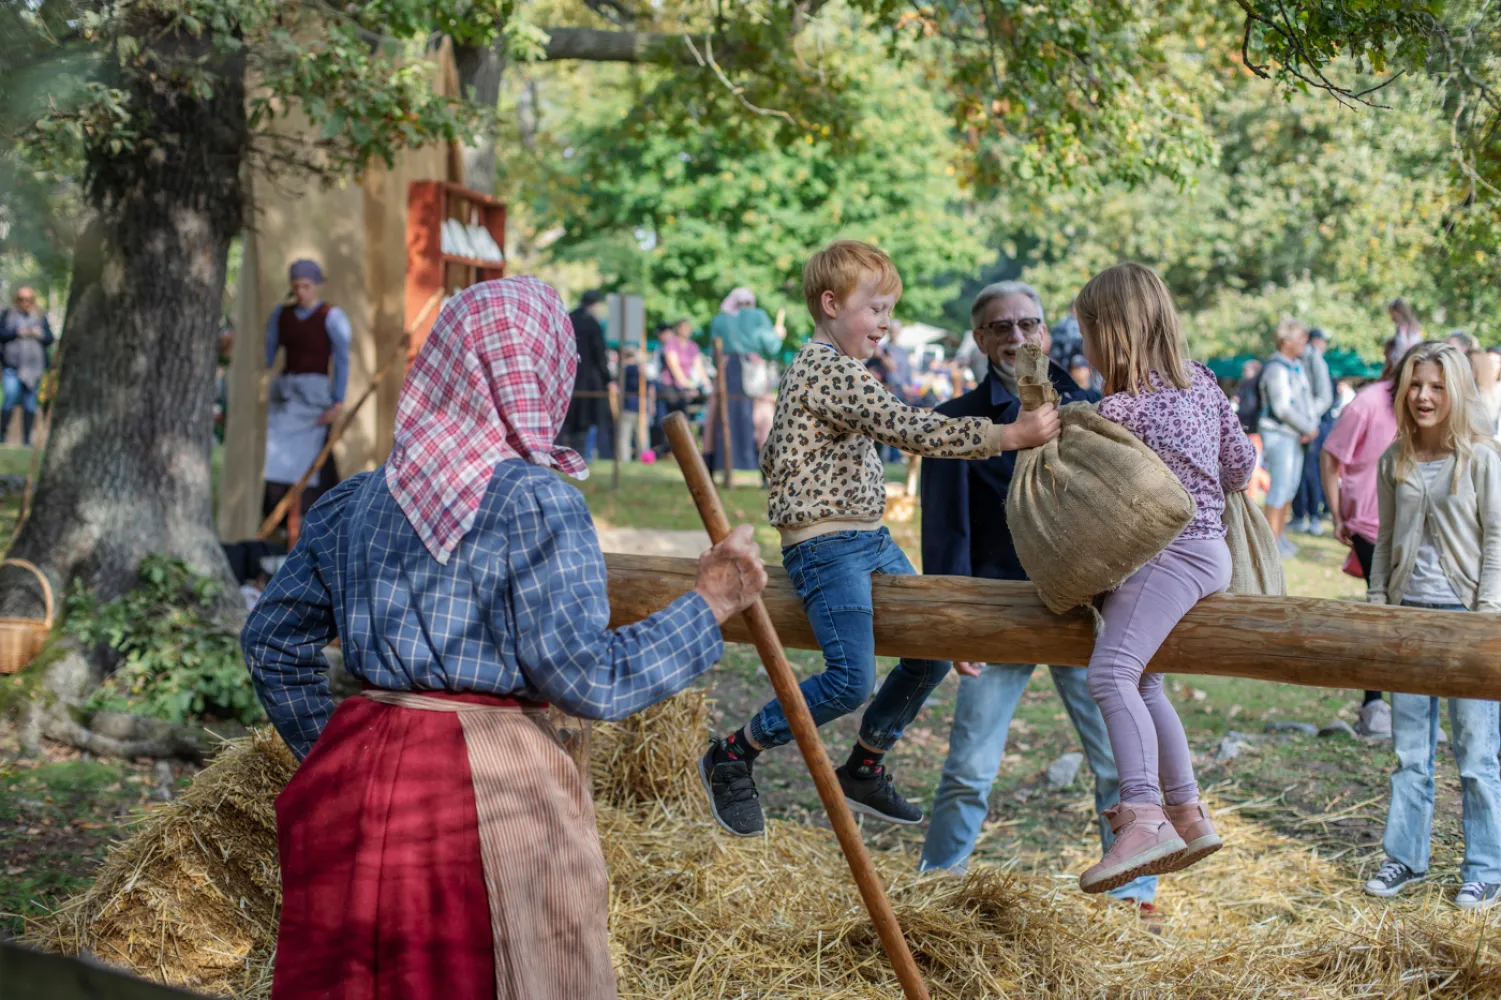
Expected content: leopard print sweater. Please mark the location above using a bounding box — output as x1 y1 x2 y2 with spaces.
763 342 1005 545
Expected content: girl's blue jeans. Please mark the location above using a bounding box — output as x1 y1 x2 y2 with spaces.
748 527 948 751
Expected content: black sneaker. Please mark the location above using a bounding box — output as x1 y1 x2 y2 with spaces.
1454 881 1501 911
1364 859 1425 897
699 741 764 837
836 764 923 825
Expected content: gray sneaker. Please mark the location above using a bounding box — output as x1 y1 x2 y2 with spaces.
1454 882 1501 911
1277 535 1300 558
1356 699 1392 738
1365 859 1425 897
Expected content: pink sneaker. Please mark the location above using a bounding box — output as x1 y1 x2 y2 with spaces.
1079 802 1186 895
1162 800 1222 872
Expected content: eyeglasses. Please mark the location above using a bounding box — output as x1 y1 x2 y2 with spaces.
978 317 1043 337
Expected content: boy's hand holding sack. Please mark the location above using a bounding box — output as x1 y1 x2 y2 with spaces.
1006 343 1196 615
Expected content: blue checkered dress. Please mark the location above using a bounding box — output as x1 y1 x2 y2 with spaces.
241 461 723 758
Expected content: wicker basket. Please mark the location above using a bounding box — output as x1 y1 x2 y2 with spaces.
0 558 54 675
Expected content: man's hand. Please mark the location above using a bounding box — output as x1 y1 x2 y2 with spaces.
1300 432 1316 444
955 661 983 678
693 524 768 624
1001 402 1060 451
317 402 344 426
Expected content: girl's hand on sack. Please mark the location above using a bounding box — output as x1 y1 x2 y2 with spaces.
1004 402 1061 450
955 661 983 678
694 524 769 623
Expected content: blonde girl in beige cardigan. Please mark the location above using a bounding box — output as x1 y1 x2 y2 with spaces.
1364 341 1501 910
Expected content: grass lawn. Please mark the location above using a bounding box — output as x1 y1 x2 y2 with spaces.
0 458 1474 939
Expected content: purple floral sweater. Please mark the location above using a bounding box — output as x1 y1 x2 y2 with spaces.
1097 360 1258 540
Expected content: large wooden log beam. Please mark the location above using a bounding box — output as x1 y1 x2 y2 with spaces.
605 553 1501 702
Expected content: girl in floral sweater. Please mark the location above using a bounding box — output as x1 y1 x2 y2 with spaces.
698 240 1060 837
1073 263 1258 893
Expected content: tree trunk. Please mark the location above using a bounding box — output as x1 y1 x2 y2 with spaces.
455 41 504 193
0 25 246 619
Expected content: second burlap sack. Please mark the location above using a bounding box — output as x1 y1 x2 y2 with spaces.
1006 344 1196 615
1222 488 1287 596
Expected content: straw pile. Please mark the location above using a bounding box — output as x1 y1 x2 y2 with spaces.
28 689 1501 998
25 729 294 997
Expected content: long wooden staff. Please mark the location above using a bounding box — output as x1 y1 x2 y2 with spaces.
256 291 442 541
660 411 930 1000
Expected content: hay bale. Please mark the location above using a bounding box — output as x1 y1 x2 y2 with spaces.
32 689 1501 999
25 729 294 998
590 686 710 811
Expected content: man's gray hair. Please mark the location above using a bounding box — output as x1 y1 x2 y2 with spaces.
970 281 1045 328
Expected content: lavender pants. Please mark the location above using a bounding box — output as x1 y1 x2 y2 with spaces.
1087 536 1232 806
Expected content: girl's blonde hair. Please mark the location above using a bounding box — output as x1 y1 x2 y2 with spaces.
1074 262 1189 395
1391 341 1494 488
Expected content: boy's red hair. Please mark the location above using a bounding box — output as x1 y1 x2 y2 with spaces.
802 240 903 323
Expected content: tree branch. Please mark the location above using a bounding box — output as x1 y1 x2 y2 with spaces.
541 26 700 64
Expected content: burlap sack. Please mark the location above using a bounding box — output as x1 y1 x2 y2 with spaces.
1006 345 1196 615
1223 488 1286 596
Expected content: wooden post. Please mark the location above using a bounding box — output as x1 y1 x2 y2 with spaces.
609 383 621 492
712 337 732 489
603 553 1501 701
637 322 650 458
660 412 931 1000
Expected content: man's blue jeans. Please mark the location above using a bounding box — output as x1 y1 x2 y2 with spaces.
920 662 1157 903
1384 602 1501 884
749 528 949 752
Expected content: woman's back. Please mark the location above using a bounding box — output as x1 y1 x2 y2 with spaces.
1098 360 1257 540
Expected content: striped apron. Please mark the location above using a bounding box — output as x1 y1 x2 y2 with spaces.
271 688 615 1000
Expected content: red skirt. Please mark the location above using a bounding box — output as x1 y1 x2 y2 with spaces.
272 690 615 1000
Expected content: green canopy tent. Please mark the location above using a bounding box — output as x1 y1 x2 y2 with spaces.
1207 348 1381 383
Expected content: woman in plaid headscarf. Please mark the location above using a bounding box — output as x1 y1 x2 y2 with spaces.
242 277 766 1000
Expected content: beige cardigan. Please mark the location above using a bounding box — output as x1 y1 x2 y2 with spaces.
1368 443 1501 613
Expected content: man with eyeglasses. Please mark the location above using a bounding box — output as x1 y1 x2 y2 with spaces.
0 286 55 447
917 280 1158 912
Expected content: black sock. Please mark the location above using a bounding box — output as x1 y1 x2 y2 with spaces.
1363 692 1384 706
846 744 885 778
718 727 761 764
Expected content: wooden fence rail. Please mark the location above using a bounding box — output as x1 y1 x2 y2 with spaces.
605 554 1501 701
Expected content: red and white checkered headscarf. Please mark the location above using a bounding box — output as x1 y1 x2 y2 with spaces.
386 278 588 564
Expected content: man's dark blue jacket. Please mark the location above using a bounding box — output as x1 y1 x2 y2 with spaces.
921 362 1099 581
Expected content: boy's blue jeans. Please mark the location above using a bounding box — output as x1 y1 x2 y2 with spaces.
1384 602 1501 883
748 528 948 752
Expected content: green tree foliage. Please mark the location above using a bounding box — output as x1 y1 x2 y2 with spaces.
519 43 989 334
996 69 1486 358
66 555 263 724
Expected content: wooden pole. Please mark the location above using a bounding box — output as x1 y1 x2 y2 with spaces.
637 325 649 458
712 337 732 489
609 382 622 493
604 553 1501 702
659 412 931 1000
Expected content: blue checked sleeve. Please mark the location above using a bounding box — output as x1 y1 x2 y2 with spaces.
505 476 723 720
241 505 342 759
